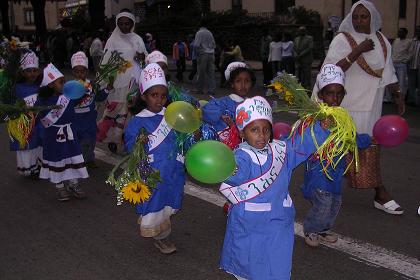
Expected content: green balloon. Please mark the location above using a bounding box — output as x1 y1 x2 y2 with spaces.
165 101 201 133
185 140 236 184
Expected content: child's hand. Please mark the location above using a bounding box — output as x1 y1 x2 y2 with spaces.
106 83 114 91
371 137 378 145
221 115 234 126
320 118 331 129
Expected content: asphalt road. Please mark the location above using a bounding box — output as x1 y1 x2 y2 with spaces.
0 67 419 280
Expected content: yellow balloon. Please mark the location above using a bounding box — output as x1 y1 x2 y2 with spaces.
165 101 201 133
199 99 208 108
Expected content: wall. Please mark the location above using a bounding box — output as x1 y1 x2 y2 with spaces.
210 0 231 12
242 0 274 13
10 1 65 33
105 0 135 18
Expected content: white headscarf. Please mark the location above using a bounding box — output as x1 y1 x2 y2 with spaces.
102 11 147 88
338 0 382 35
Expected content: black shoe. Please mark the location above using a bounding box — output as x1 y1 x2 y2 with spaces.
108 143 117 153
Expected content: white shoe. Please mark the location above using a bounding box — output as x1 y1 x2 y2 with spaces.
374 200 404 215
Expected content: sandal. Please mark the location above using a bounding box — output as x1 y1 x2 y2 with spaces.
154 238 176 254
374 200 404 215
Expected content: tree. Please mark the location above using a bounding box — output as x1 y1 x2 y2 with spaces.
88 0 105 30
29 0 47 38
0 0 10 36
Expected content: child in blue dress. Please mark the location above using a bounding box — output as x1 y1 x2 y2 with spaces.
302 64 371 247
124 63 185 254
11 51 42 177
202 62 256 135
36 63 89 201
71 51 108 168
219 96 329 280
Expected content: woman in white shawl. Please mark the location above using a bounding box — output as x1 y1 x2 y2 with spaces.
313 1 405 215
97 11 148 153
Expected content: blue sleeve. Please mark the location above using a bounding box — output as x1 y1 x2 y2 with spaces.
95 89 109 102
124 118 143 152
224 149 252 186
356 133 371 149
201 98 226 126
286 121 330 168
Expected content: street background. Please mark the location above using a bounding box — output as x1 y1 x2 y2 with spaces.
0 61 419 280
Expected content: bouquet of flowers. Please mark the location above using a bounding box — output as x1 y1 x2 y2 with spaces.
94 50 132 93
267 72 359 179
106 129 161 205
0 38 59 148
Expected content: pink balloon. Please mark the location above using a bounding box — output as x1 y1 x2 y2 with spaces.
372 115 409 147
273 122 292 140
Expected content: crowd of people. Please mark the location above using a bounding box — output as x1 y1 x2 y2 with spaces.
3 0 420 279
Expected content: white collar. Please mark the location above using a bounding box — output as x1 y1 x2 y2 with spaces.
136 108 165 117
229 94 245 102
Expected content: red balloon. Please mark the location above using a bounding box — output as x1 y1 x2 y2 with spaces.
372 115 409 147
273 122 292 140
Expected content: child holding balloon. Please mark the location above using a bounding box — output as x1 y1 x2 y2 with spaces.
124 63 185 255
36 64 89 201
301 64 371 247
219 95 330 280
71 51 109 169
202 62 255 134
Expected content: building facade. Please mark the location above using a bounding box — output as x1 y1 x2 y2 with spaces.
210 0 420 38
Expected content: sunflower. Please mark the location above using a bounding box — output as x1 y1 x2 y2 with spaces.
121 180 151 204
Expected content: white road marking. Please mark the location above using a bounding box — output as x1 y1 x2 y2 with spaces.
95 147 420 280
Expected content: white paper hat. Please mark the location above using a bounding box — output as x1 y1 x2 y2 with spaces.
225 61 248 81
41 63 64 87
71 51 88 68
145 51 168 66
235 96 272 131
316 64 345 91
139 63 167 94
21 52 39 70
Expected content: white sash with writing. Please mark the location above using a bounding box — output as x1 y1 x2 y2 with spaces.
219 140 287 204
23 93 38 107
41 95 71 128
148 117 171 152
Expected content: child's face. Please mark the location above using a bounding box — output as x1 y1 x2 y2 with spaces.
72 65 88 81
318 84 345 107
231 71 252 97
141 85 168 113
22 68 40 83
240 119 272 150
49 77 65 94
157 62 168 73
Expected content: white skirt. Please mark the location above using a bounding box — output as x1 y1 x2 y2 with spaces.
347 87 384 136
16 147 42 176
40 154 89 184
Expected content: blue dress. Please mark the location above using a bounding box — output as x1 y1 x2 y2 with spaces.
10 83 40 151
124 108 185 237
36 94 89 184
220 122 329 280
302 133 371 198
201 94 244 132
73 80 108 140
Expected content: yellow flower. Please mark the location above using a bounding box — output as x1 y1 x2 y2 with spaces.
121 180 151 204
268 82 284 92
284 90 294 104
10 39 17 50
118 60 133 73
